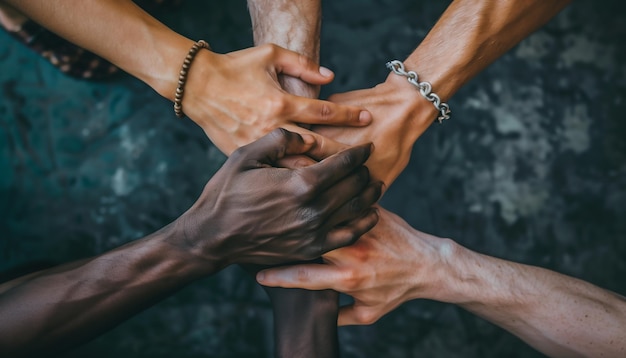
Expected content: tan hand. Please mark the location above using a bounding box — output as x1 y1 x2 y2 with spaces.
182 44 371 156
313 76 438 186
256 207 451 326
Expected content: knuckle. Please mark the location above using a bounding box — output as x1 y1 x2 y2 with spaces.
229 146 248 162
355 309 379 325
266 96 288 116
268 127 290 144
297 53 310 68
349 196 365 214
294 205 323 228
295 266 313 283
341 268 363 291
343 229 360 244
338 151 356 169
319 103 333 121
293 172 319 198
261 43 279 57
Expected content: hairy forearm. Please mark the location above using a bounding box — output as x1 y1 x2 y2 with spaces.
388 0 571 127
442 242 626 357
4 0 192 98
0 225 207 357
248 0 321 60
248 0 322 98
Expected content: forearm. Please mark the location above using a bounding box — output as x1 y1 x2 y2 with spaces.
441 242 626 357
388 0 571 129
245 6 338 355
0 225 208 357
248 0 321 60
4 0 192 98
269 288 339 358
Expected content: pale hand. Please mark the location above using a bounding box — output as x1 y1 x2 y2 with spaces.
256 207 453 326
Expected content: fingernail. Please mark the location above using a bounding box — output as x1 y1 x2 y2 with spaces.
256 272 265 282
319 66 334 77
359 111 372 123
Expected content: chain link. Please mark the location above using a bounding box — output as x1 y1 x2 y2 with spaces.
386 60 451 123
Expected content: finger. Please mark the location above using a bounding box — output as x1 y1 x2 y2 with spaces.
284 94 372 126
276 155 317 169
324 208 379 251
338 305 380 326
324 182 384 227
312 166 370 214
270 45 335 85
233 128 315 165
255 264 343 291
327 88 374 106
281 124 349 160
302 143 373 190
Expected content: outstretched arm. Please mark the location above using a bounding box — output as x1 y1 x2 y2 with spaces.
0 129 382 357
246 2 342 358
4 0 369 155
258 208 626 358
248 0 322 98
317 0 572 186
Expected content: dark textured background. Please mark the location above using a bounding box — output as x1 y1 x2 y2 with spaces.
1 0 625 357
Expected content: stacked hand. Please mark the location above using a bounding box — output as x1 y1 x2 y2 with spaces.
182 44 372 157
313 75 439 186
173 128 383 270
256 207 450 326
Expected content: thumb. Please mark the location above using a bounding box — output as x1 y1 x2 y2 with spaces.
272 46 335 85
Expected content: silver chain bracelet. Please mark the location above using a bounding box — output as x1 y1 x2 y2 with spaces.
386 60 451 123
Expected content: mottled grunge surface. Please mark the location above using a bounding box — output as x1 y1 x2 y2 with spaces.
1 1 625 357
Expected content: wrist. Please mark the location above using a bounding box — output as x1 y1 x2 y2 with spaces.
378 74 438 140
137 31 197 101
435 240 532 314
164 217 226 277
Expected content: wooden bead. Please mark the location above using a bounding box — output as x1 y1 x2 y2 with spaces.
173 40 211 118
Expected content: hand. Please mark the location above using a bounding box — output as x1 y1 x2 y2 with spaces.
182 44 372 155
313 75 439 186
173 128 383 270
256 207 453 326
280 75 319 99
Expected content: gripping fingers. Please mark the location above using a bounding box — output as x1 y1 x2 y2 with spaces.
269 45 335 85
285 95 371 126
312 166 371 215
303 143 373 191
280 123 349 160
232 128 315 165
326 182 384 227
324 208 379 251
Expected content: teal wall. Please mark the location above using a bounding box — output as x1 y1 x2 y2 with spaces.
1 0 625 357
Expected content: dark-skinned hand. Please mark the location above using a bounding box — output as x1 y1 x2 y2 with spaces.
173 128 383 270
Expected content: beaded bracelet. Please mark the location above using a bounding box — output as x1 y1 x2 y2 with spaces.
386 60 451 123
174 40 211 118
